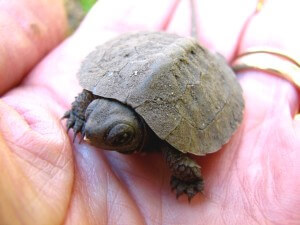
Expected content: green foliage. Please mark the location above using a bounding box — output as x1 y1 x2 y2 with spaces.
79 0 97 12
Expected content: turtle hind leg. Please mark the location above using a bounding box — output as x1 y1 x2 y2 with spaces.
63 89 95 142
161 144 204 201
170 175 204 201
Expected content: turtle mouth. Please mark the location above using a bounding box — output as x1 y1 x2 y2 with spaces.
83 136 91 144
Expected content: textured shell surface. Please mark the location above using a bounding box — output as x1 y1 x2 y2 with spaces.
78 32 244 155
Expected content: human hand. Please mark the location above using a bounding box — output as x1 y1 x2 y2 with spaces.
0 0 299 225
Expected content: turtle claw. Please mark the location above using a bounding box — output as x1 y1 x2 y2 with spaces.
62 110 71 120
79 131 85 144
73 132 78 143
176 192 182 199
170 176 204 201
66 119 75 133
63 110 85 142
170 176 180 190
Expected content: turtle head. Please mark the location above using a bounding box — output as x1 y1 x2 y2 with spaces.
84 98 146 153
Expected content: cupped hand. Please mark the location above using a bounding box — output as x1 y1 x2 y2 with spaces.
0 0 299 224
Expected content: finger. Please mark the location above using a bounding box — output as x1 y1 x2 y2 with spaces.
23 0 180 105
237 0 300 120
239 0 300 55
0 96 73 225
167 0 258 59
238 71 299 121
0 0 67 95
0 131 46 225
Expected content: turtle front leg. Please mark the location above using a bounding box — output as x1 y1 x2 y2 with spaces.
63 89 95 141
161 144 204 201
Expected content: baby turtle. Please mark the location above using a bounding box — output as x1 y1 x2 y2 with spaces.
63 32 244 200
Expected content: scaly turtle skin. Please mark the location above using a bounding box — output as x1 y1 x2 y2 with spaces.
63 32 244 200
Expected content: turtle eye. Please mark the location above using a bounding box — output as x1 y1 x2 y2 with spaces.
106 123 135 146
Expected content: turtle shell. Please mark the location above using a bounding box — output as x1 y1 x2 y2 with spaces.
78 32 244 155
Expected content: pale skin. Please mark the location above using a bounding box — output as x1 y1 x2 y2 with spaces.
0 0 300 224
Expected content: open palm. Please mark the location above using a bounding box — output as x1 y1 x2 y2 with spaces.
1 0 299 224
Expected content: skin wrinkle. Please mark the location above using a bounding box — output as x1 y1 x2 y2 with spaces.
14 125 67 169
90 154 108 225
106 171 115 225
30 173 69 219
237 155 260 222
77 182 93 225
240 175 264 225
107 167 146 225
252 166 270 224
55 137 70 169
39 158 71 190
0 102 71 223
71 150 102 225
5 138 73 212
3 142 71 223
209 123 254 224
1 124 30 147
101 152 146 225
219 169 235 224
7 141 54 180
7 102 41 129
62 161 80 225
268 147 299 223
3 89 68 154
231 128 264 225
106 178 147 224
270 141 300 221
5 135 66 173
252 82 284 222
88 176 102 224
114 164 157 184
236 111 274 223
0 146 57 225
106 170 126 225
266 158 282 224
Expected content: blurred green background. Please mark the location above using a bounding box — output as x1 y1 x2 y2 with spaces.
65 0 98 32
79 0 97 12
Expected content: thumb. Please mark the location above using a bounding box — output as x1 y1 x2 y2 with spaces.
0 0 67 95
